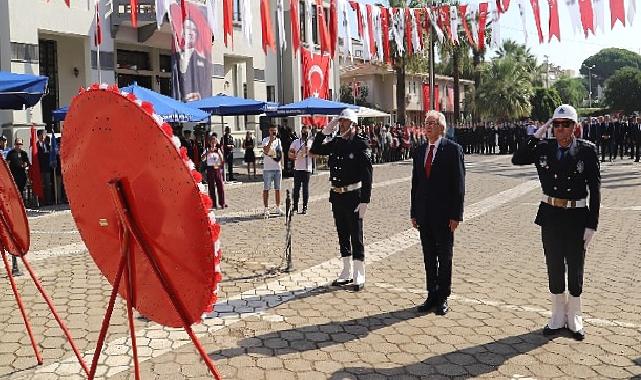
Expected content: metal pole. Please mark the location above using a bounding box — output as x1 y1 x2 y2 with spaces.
429 28 435 109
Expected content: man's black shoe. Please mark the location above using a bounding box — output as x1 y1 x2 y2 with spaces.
417 298 437 313
542 325 563 336
571 329 585 341
301 207 307 215
292 205 298 213
331 278 353 286
11 269 24 277
351 283 365 292
435 299 449 315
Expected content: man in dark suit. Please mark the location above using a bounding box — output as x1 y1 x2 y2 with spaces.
632 116 641 162
411 110 465 316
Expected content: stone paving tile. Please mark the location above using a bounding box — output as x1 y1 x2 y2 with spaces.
3 156 641 379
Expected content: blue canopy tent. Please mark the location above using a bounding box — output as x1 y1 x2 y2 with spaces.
189 93 278 136
271 97 357 116
52 106 68 122
53 84 209 123
0 71 48 110
189 93 277 116
120 83 208 122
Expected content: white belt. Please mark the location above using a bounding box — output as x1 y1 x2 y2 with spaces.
331 181 362 194
542 195 587 208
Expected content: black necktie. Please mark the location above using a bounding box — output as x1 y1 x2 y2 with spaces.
559 147 569 161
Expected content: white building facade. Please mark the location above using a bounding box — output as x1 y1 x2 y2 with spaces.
0 0 341 143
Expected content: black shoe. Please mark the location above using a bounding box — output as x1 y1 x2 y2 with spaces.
331 278 353 286
292 205 298 213
435 299 449 315
542 325 563 336
417 297 437 313
570 329 585 341
301 207 307 215
11 269 24 277
350 283 365 292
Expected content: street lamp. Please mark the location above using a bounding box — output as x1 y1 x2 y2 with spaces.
587 64 595 108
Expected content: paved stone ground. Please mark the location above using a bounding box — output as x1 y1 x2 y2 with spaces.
2 154 641 379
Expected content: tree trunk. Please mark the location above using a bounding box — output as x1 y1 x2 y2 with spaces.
472 49 482 122
395 56 406 125
453 46 460 124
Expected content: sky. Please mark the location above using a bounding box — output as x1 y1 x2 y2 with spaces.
363 0 641 76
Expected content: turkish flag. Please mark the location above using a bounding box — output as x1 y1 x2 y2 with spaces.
130 0 138 27
317 0 331 55
414 9 424 49
381 7 391 64
223 0 233 47
302 48 330 127
405 8 413 56
94 2 102 46
548 0 561 41
530 0 544 43
366 5 377 58
610 0 626 27
329 0 338 57
261 0 276 53
477 2 489 50
458 5 476 48
301 48 330 99
578 0 595 36
291 0 300 57
350 1 364 38
422 82 430 111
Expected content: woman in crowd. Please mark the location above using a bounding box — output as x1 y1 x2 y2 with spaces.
243 131 257 178
201 138 227 209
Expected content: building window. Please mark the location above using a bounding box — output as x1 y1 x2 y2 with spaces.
243 83 248 99
233 0 242 22
38 39 58 128
311 6 318 44
266 85 276 102
159 55 172 73
157 76 171 96
116 49 151 71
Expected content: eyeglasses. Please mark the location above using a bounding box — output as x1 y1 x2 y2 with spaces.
552 121 574 129
425 121 438 126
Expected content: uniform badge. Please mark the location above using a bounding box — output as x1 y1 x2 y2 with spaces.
576 160 584 173
349 153 354 159
539 155 548 168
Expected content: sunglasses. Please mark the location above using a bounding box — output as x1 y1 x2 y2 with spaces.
552 121 574 129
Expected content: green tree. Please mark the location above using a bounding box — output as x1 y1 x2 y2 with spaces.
495 39 539 80
580 48 641 82
530 87 562 122
603 67 641 114
477 57 534 121
339 84 370 107
552 78 587 107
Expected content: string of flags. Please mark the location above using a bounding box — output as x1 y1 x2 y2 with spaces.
70 0 639 58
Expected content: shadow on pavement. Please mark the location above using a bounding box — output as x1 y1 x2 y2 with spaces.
209 306 422 360
328 329 553 379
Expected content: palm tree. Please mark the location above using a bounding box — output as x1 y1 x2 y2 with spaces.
496 39 539 81
476 57 534 121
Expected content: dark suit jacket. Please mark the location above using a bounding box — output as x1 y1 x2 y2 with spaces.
410 138 465 228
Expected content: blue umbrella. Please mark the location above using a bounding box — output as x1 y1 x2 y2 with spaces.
52 106 68 122
272 97 357 116
0 71 48 110
189 93 277 116
120 83 209 122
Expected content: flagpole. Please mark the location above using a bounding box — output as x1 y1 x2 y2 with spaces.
97 39 102 83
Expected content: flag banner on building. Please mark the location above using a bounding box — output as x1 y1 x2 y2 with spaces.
422 82 430 111
52 0 640 66
169 1 213 102
301 48 330 127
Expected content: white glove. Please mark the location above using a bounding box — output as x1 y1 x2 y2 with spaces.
533 119 552 139
323 118 339 135
583 228 595 250
354 203 368 219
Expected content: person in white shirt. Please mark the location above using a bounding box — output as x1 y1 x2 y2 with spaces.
262 125 284 217
288 124 314 214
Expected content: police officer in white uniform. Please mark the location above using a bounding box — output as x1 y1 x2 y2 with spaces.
310 109 373 291
512 104 601 341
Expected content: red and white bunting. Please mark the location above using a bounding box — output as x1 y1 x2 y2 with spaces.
578 0 596 36
548 0 561 41
610 0 626 27
290 0 300 57
260 0 275 53
329 0 339 57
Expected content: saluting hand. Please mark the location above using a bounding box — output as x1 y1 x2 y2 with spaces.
449 220 459 232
